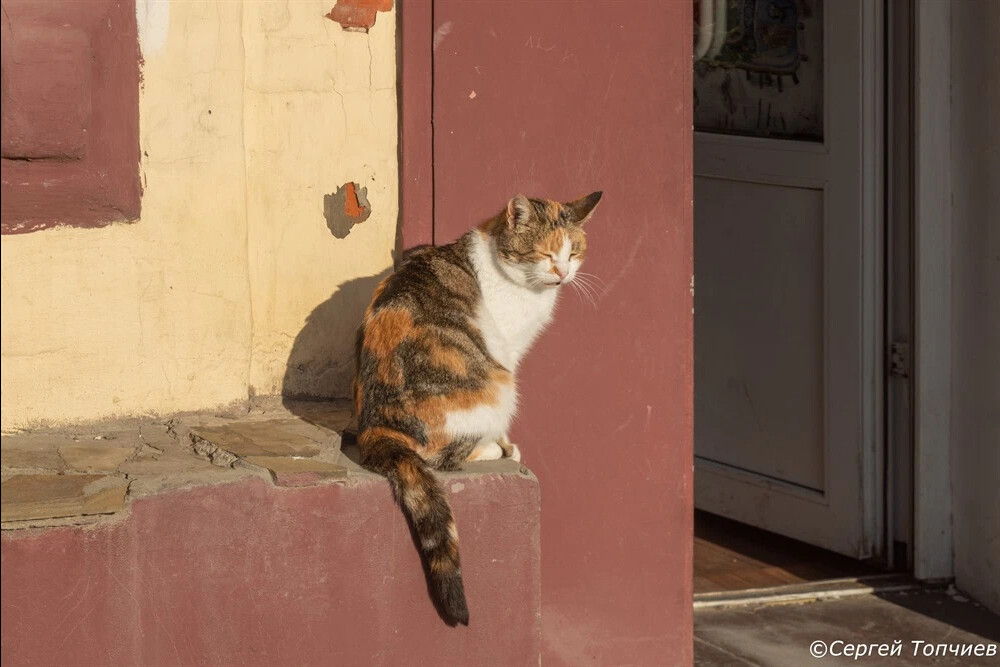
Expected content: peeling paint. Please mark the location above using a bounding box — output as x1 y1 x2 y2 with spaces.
325 0 393 33
136 0 170 57
323 182 371 239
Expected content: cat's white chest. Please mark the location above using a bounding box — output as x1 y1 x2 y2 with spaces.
467 233 559 371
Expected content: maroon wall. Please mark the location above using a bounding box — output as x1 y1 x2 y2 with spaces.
2 476 541 666
428 2 694 664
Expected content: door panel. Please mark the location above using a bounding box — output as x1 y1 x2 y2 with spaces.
696 178 824 490
694 0 883 559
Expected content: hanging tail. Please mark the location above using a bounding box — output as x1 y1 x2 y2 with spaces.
360 430 470 625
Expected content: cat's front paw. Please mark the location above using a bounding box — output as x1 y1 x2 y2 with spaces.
467 441 504 462
499 442 521 462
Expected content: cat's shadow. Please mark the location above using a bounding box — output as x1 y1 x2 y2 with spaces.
281 269 390 408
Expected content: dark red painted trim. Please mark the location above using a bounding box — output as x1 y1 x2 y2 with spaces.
0 0 141 234
397 0 434 249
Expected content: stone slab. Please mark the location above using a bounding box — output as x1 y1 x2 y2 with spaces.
1 474 129 522
292 408 354 433
58 445 134 471
244 456 349 487
1 444 65 472
191 419 325 458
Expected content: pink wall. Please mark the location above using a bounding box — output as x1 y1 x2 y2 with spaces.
426 2 694 664
2 476 541 666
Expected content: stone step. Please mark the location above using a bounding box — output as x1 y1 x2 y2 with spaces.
1 402 356 525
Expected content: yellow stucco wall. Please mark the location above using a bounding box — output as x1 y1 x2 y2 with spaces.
0 1 397 429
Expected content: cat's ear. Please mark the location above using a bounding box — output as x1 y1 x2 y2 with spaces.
506 194 532 228
565 191 603 225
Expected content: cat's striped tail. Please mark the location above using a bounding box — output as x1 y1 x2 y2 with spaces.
359 429 470 626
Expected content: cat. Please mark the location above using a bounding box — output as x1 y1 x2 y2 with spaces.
353 191 602 625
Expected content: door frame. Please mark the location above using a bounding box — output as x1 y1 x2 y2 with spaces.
397 0 434 252
911 0 954 582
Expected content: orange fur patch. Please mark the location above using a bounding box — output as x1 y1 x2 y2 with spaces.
540 229 567 255
397 458 423 486
423 337 468 376
359 426 421 452
364 307 414 385
567 226 587 257
363 277 392 320
396 458 431 515
430 553 457 574
477 214 504 235
544 200 562 220
353 377 362 415
412 369 512 453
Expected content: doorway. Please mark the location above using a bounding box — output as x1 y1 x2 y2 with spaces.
693 0 908 595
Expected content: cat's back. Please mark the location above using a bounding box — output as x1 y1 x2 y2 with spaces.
368 235 480 315
355 233 501 435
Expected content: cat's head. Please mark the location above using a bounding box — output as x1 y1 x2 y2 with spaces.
487 191 602 288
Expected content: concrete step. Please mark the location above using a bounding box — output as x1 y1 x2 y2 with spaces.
695 587 1000 666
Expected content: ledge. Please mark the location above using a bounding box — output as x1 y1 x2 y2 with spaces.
1 401 533 528
1 403 541 665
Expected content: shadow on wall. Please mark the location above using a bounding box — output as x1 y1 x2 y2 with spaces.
280 268 390 405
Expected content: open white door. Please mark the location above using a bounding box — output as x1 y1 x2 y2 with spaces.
694 0 882 559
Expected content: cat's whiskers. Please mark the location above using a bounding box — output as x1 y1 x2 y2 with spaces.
568 277 598 309
574 271 608 297
571 274 603 306
575 270 606 285
574 281 598 306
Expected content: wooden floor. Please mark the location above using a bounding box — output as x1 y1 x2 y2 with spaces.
694 510 882 594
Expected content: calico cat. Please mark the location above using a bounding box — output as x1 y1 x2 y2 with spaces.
353 191 602 625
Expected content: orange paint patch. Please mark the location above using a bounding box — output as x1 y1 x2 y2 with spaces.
343 182 367 218
325 0 393 32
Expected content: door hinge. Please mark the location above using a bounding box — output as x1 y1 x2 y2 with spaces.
889 341 910 378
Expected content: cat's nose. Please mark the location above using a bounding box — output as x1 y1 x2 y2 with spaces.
553 265 569 280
